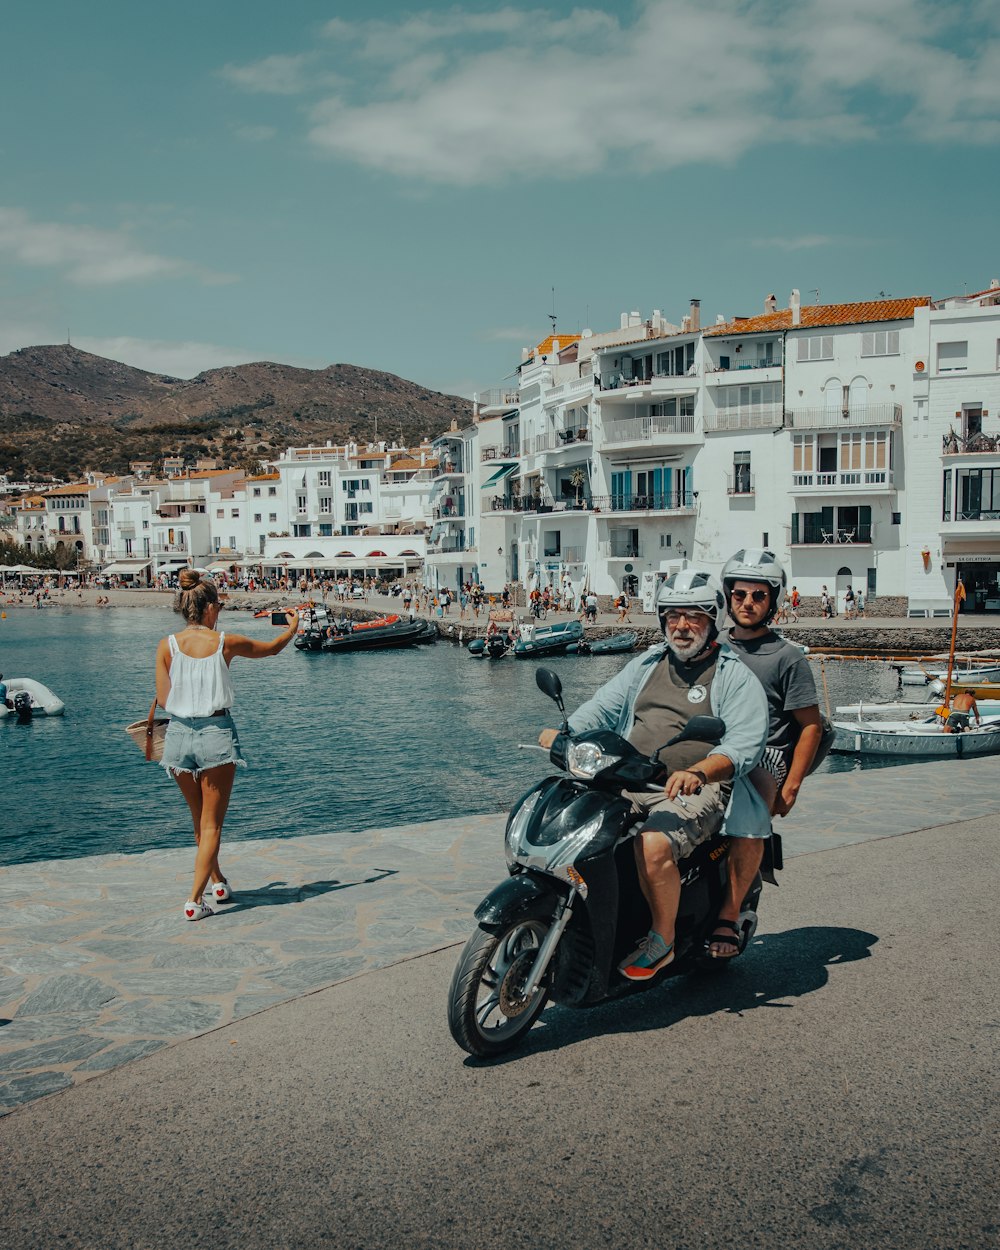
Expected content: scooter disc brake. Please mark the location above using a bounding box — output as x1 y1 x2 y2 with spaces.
498 951 538 1017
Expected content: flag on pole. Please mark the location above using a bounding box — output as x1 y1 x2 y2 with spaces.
956 579 966 602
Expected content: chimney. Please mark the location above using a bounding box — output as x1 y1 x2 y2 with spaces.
681 315 691 332
689 299 701 331
790 288 801 326
764 293 777 314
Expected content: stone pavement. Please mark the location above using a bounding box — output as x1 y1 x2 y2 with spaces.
2 753 999 1114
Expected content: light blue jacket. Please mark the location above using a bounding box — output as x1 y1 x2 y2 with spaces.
567 641 772 838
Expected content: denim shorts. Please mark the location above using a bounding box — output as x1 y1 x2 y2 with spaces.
161 713 246 777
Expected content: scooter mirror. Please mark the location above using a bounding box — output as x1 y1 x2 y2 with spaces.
535 667 563 703
669 715 726 745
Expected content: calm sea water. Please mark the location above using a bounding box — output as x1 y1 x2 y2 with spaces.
0 606 926 867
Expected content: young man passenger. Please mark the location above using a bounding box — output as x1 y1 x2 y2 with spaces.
712 549 824 958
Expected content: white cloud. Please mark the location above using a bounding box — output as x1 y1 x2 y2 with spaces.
293 0 1000 184
219 53 318 96
71 336 261 378
0 208 232 287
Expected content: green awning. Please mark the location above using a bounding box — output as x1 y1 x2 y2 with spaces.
481 463 519 488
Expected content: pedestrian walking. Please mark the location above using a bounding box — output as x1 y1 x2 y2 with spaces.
154 570 299 921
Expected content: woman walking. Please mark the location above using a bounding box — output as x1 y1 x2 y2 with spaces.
155 569 298 920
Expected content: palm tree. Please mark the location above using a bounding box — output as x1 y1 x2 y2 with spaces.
570 466 587 506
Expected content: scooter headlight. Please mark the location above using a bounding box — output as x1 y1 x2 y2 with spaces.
567 741 622 779
505 790 542 865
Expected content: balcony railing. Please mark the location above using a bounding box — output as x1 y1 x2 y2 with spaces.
432 505 466 520
787 403 902 429
599 541 642 559
727 472 755 495
792 526 873 545
490 495 593 513
704 404 784 431
521 430 590 454
477 387 520 410
482 446 521 461
591 493 695 513
705 356 783 373
602 414 696 444
942 431 1000 455
432 463 464 477
950 509 1000 523
153 543 190 554
792 470 894 489
429 537 467 553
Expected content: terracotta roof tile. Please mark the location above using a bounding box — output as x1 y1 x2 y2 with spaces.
706 296 930 337
533 333 581 356
44 482 95 496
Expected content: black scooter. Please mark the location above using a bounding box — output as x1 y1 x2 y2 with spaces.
447 668 782 1057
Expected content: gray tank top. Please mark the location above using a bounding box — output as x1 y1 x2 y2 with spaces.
629 647 724 780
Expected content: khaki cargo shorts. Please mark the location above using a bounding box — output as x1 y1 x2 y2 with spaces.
622 783 725 864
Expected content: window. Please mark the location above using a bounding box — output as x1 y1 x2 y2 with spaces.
296 494 307 515
228 535 236 549
659 534 672 548
892 511 901 525
253 513 262 523
942 470 952 521
252 488 261 497
142 520 148 530
268 487 277 496
543 530 561 557
360 502 374 514
293 523 312 537
268 513 277 523
231 508 239 518
937 341 968 372
797 334 833 361
318 471 331 487
216 508 224 518
319 495 332 513
732 451 752 494
861 330 899 356
319 523 333 536
762 532 768 546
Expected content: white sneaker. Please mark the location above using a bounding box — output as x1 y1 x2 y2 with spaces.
207 880 232 903
184 899 214 922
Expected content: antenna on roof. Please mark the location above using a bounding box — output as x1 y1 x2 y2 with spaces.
809 289 820 303
548 286 557 335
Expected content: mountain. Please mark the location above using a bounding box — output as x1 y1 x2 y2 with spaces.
0 345 472 480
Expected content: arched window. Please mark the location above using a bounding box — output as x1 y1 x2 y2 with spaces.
848 377 868 415
824 379 842 413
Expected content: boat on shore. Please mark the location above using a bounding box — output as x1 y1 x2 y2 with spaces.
513 619 585 659
831 712 1000 757
1 678 65 719
894 660 1000 687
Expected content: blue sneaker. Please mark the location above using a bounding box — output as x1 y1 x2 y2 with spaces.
619 931 675 981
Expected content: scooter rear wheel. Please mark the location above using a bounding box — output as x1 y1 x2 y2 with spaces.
448 913 552 1057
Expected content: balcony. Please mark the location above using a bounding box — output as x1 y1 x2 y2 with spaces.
432 504 466 520
942 431 1000 456
542 376 594 405
482 446 521 462
153 543 190 555
705 362 783 385
429 536 467 553
598 375 699 404
792 527 873 546
704 404 783 432
599 540 643 560
791 470 895 493
521 429 590 455
602 414 696 448
726 472 755 496
787 403 902 430
490 495 593 514
590 492 695 515
477 387 520 413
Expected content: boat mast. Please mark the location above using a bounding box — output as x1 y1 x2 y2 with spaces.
941 578 966 711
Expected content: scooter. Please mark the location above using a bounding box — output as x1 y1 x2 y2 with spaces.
447 667 782 1057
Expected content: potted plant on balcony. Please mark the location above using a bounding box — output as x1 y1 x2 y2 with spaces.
570 467 587 508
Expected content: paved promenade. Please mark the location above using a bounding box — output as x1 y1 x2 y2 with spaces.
2 751 1000 1117
1 807 997 1249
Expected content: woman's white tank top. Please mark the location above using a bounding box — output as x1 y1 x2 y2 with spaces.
164 632 236 717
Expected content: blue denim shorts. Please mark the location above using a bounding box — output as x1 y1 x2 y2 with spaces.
161 713 246 777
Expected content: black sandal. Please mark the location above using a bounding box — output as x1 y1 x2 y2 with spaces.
704 918 741 959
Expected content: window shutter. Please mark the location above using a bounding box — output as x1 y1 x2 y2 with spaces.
887 330 899 354
862 332 874 356
797 337 809 361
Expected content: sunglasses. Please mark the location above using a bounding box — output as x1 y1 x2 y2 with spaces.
731 588 769 605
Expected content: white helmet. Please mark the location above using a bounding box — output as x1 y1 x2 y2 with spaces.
721 548 787 620
656 568 727 634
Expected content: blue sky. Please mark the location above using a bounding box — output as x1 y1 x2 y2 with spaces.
1 0 998 398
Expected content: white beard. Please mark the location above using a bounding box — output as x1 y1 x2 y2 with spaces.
667 623 712 661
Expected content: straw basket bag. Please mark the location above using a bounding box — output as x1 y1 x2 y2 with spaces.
125 699 169 763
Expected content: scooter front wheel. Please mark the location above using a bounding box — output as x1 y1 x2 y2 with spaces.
448 912 552 1057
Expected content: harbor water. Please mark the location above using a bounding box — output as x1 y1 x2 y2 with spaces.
0 607 932 867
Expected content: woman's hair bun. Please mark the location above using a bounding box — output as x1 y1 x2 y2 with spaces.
178 568 201 591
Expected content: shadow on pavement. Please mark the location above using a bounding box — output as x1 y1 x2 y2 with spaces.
223 868 398 910
468 925 878 1065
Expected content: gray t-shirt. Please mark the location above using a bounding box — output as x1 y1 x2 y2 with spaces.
724 630 817 758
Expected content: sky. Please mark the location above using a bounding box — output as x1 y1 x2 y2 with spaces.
1 0 999 400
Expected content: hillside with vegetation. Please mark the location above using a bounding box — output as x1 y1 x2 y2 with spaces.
0 345 471 480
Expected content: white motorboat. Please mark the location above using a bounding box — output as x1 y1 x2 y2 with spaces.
0 677 65 719
895 660 1000 687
